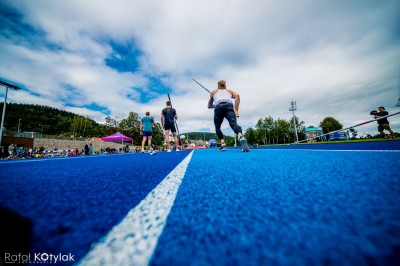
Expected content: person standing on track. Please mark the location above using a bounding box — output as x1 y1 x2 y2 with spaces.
374 106 395 139
140 111 157 153
208 80 249 152
161 101 180 152
7 143 14 159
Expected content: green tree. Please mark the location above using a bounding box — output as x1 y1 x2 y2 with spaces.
118 112 141 145
152 122 165 146
319 117 343 133
70 116 93 138
270 120 279 144
71 116 80 138
276 119 292 144
255 118 266 144
253 115 306 144
244 127 258 145
255 116 274 144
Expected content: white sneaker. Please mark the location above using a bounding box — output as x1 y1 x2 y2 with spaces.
218 143 227 151
239 136 250 152
141 149 145 153
176 148 181 152
167 149 172 152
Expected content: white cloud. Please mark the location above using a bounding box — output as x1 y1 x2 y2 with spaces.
1 0 399 137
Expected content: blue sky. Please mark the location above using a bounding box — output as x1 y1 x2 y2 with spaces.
0 0 399 136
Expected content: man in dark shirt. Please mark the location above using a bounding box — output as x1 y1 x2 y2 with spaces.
374 106 395 139
161 101 180 152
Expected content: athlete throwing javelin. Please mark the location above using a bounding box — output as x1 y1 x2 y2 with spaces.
373 106 395 139
208 80 249 152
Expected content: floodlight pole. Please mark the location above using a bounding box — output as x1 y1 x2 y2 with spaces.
0 80 21 145
0 86 9 145
39 124 43 137
17 118 22 136
396 69 400 107
289 100 299 143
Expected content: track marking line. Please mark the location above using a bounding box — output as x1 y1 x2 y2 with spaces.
78 151 194 266
256 149 400 152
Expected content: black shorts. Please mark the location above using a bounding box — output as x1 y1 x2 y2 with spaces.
164 122 176 133
378 124 391 131
142 131 153 137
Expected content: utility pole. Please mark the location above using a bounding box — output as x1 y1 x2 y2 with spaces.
0 80 21 145
289 100 299 143
396 69 400 107
17 118 21 136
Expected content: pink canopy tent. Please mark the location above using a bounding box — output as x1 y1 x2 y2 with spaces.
101 132 133 144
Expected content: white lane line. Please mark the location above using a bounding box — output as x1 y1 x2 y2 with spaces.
78 151 194 266
256 149 400 152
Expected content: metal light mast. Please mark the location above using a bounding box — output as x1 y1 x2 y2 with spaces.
289 100 299 143
0 80 21 145
396 69 400 107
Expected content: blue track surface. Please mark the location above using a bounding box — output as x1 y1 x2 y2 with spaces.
0 141 399 265
152 149 399 265
0 152 189 262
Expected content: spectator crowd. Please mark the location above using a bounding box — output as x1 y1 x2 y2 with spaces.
0 143 134 160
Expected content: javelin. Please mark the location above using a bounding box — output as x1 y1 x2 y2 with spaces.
192 79 212 94
193 78 218 110
294 111 400 144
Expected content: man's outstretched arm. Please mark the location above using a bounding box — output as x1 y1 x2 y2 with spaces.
229 89 240 117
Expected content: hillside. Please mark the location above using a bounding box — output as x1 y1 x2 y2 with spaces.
181 131 234 143
0 103 108 137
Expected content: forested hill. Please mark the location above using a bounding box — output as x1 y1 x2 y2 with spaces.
182 132 233 142
0 103 107 136
182 132 217 140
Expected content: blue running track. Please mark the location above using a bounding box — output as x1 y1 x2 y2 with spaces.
0 141 399 265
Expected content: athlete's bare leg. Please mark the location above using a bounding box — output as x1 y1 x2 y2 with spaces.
165 130 170 150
